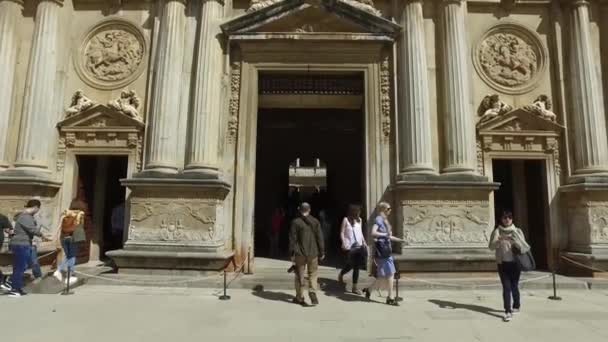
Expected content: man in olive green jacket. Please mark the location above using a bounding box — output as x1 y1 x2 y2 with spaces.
289 202 324 306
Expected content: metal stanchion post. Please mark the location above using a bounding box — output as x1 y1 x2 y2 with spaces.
219 269 231 300
61 267 74 296
394 271 403 303
548 270 562 301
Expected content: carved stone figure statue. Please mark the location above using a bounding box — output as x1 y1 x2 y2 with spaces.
65 90 94 117
247 0 282 12
108 89 142 120
478 94 513 123
247 0 381 16
524 95 557 121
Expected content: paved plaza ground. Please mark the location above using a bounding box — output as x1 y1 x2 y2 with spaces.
1 285 608 342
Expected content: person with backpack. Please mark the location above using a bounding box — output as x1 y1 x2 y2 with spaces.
53 199 86 285
362 201 404 305
6 200 48 297
289 202 324 306
488 210 531 322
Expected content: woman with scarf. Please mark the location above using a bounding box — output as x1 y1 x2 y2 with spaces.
488 210 531 322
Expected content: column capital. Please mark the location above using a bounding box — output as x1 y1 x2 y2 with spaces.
438 0 466 4
38 0 64 6
201 0 224 5
561 0 591 7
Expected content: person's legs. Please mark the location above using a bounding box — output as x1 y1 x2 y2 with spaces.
509 263 522 310
294 256 306 301
9 245 30 292
29 246 42 279
497 263 513 313
307 256 319 293
387 274 394 299
67 241 78 272
57 238 70 272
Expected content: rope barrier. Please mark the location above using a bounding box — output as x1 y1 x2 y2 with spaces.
397 273 552 289
73 270 220 286
560 255 608 273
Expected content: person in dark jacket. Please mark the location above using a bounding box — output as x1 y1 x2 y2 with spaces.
0 212 13 290
7 199 45 297
289 202 324 306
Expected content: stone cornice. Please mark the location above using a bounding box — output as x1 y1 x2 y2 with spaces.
1 0 25 6
38 0 64 6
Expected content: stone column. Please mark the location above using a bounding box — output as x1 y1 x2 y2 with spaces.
439 0 477 174
145 0 186 173
14 0 62 172
397 0 434 176
568 0 608 176
185 0 224 176
0 0 23 169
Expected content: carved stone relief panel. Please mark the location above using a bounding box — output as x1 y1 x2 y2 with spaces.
127 198 225 246
0 197 56 237
568 202 608 246
401 200 491 245
380 54 391 143
75 19 146 90
228 61 241 144
473 23 547 94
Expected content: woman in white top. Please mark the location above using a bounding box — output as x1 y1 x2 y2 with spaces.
338 204 367 294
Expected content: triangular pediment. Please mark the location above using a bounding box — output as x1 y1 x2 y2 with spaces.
57 104 144 130
477 108 564 133
221 0 400 38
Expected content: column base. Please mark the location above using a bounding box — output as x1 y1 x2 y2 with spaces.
114 175 232 272
392 181 498 272
394 248 496 272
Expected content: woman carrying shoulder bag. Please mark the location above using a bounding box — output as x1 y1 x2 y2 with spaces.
488 210 531 322
338 204 367 294
53 199 87 285
363 202 404 305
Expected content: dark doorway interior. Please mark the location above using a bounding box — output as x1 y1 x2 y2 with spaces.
492 159 549 269
254 108 365 262
76 155 128 261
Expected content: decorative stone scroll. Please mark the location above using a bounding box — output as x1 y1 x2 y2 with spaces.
108 89 142 121
75 19 146 90
228 61 241 144
380 55 391 142
128 199 225 245
473 23 546 94
477 94 513 124
402 200 491 245
65 90 94 117
523 95 557 122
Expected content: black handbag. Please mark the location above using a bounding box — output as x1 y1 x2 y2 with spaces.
513 246 536 272
374 237 392 259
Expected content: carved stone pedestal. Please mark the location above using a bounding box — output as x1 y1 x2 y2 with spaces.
107 176 234 273
392 182 498 272
561 183 608 276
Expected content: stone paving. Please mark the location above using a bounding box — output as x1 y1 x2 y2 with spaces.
1 285 608 342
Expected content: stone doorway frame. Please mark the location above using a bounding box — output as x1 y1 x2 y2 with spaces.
56 104 144 261
476 108 565 271
229 43 394 272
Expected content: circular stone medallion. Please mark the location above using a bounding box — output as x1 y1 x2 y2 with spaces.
473 23 547 94
75 19 146 90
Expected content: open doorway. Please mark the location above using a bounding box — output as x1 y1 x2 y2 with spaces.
492 159 549 269
254 108 365 263
75 155 128 262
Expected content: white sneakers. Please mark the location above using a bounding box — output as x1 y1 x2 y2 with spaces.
65 277 78 286
503 312 513 322
512 308 520 314
53 270 63 282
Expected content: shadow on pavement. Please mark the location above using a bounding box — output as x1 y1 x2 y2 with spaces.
428 299 504 318
251 284 295 304
318 277 371 303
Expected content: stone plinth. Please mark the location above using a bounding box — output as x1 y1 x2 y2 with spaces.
560 182 608 275
392 181 498 271
107 176 234 272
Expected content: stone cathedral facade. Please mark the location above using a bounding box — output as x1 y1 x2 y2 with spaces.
0 0 607 274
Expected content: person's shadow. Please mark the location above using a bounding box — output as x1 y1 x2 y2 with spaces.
251 284 295 304
318 277 371 303
428 299 504 318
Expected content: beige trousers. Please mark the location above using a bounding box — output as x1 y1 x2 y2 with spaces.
294 256 319 299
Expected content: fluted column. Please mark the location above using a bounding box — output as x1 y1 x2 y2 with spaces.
439 0 477 174
568 0 608 175
14 0 62 172
145 0 187 173
185 0 224 175
0 0 23 169
397 0 434 175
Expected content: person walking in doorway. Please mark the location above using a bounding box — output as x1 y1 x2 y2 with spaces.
489 210 530 322
289 202 324 306
269 207 285 258
338 204 367 294
363 201 404 305
53 199 86 286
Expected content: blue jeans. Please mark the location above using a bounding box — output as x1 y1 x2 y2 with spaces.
29 245 43 279
10 245 31 291
57 237 78 273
